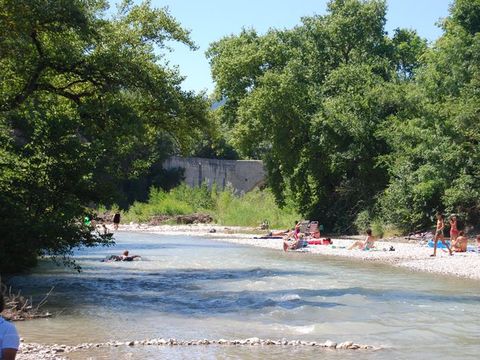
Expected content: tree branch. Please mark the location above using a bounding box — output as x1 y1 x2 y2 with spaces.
36 83 94 104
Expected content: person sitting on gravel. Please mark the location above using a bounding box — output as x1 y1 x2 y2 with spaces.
348 229 376 250
0 293 20 360
451 231 468 252
283 234 304 252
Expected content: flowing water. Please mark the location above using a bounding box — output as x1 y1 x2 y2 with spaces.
10 232 480 359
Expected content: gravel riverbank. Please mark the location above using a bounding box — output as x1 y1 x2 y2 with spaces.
115 223 480 280
17 337 381 359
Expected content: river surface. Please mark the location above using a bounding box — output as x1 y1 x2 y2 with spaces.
10 232 480 359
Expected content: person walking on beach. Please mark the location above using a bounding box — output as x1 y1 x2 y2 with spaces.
449 215 459 243
0 294 20 360
113 212 121 231
431 213 453 257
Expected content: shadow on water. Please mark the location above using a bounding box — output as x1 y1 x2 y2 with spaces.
10 267 342 315
10 264 480 319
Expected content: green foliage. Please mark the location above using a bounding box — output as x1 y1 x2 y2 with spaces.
450 0 480 35
122 185 299 229
370 219 384 238
0 0 210 272
214 188 299 228
391 28 428 79
207 0 480 234
354 210 371 234
378 0 480 231
207 0 420 232
123 184 215 223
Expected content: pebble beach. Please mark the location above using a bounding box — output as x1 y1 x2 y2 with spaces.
116 223 480 281
17 337 380 359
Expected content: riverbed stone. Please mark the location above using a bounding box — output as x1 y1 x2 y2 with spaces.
337 341 353 349
324 340 337 348
17 337 381 358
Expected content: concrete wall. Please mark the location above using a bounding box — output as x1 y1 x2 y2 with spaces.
163 156 266 193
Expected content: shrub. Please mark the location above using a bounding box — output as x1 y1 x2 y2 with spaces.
370 219 385 238
118 184 299 228
354 210 371 234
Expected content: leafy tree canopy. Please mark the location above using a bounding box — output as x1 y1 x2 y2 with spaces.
207 0 427 232
379 0 480 230
0 0 210 272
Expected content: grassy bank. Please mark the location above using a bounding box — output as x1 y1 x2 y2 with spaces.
108 185 299 229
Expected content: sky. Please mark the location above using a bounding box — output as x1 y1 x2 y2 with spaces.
129 0 453 94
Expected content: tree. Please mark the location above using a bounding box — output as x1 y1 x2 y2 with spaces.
0 0 210 272
378 0 480 230
208 0 425 231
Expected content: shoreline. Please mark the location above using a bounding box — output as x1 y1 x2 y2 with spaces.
115 223 480 281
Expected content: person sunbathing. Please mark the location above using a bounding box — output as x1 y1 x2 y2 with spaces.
268 229 290 236
451 231 467 252
349 229 376 250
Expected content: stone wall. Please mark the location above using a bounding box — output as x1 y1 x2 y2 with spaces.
163 156 266 193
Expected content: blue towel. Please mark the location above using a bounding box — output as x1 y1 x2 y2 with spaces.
427 239 450 248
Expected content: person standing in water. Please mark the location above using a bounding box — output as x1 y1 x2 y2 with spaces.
431 213 453 257
0 294 20 360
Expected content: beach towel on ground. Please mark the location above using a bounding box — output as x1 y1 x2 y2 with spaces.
427 239 451 248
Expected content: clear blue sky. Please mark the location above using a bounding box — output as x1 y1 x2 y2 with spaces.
130 0 453 93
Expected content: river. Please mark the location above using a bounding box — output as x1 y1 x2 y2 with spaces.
10 232 480 359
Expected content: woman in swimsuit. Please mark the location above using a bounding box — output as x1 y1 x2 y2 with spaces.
349 229 375 250
294 221 301 240
449 215 459 243
451 231 467 252
431 213 453 257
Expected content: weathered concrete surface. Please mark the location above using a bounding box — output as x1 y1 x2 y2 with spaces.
163 156 265 193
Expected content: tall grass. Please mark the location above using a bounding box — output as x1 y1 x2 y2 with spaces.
119 184 299 229
214 189 298 228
